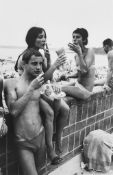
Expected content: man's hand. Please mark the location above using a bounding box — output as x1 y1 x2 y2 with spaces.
54 55 66 69
29 73 44 90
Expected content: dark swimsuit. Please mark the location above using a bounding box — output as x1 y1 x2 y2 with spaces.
15 126 45 153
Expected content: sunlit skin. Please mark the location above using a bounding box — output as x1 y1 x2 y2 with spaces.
35 31 46 49
64 31 95 92
33 34 69 160
15 28 68 164
4 54 45 175
25 55 43 78
103 44 113 91
72 33 83 48
60 29 95 100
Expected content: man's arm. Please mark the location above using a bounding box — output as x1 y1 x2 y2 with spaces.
104 51 113 88
4 79 34 118
104 69 112 86
4 76 44 118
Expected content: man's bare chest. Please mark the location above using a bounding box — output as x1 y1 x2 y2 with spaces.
16 83 41 101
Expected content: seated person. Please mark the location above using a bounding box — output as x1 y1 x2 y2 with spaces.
102 38 113 91
0 77 8 138
94 38 113 88
60 28 95 99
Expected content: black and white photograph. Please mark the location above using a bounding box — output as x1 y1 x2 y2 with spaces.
0 0 113 174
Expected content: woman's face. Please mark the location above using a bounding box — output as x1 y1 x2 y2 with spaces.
72 33 83 47
35 31 46 49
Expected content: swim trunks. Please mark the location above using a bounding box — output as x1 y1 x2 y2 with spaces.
15 126 45 153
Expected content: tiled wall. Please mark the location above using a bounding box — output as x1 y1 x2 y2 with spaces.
1 89 113 175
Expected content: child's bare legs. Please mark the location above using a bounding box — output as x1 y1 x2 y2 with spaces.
40 98 57 160
54 99 69 154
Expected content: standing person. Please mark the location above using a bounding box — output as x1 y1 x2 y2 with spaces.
14 27 69 164
4 49 46 175
102 38 113 91
60 28 95 99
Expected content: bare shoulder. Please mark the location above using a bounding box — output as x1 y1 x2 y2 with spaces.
4 78 19 107
108 50 113 58
4 78 18 91
88 48 95 55
86 48 95 65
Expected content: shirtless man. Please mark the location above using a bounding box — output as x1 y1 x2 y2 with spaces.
102 38 113 91
4 49 45 175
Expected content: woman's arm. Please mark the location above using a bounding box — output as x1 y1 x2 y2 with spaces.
78 48 95 73
43 43 51 72
44 55 66 82
69 43 95 73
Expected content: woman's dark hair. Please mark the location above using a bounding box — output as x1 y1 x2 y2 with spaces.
103 38 113 47
25 27 46 48
22 48 42 64
73 28 88 45
14 26 46 72
14 50 27 72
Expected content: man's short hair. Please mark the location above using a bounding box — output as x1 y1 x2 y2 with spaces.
22 48 43 64
103 38 113 47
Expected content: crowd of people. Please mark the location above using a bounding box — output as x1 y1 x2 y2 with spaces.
0 26 113 175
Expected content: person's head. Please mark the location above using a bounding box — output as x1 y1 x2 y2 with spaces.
103 38 113 53
25 27 47 49
22 48 43 78
72 28 88 46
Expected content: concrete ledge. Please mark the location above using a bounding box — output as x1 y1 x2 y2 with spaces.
49 154 81 175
